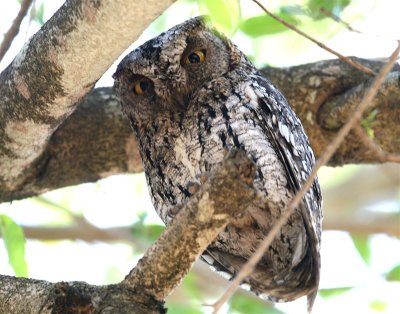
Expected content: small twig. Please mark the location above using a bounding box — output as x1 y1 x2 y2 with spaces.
0 0 34 62
24 0 37 42
324 217 400 237
354 125 400 163
251 0 377 76
319 7 362 34
212 41 400 314
320 7 400 43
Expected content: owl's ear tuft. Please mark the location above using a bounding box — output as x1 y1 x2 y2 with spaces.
113 67 125 82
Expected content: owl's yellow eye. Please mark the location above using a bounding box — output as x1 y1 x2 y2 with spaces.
133 80 150 95
185 49 206 64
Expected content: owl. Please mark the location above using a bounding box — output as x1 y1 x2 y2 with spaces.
113 16 322 309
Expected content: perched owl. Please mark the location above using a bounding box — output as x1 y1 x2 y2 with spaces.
114 17 322 310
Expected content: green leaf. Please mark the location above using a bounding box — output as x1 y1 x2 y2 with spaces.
166 303 203 314
370 300 387 312
351 234 371 265
319 287 352 298
198 0 241 35
386 265 400 281
239 13 299 37
307 0 351 20
0 215 28 277
131 222 164 245
31 3 45 25
229 293 283 314
181 272 202 300
361 108 379 139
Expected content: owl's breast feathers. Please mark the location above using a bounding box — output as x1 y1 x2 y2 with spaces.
137 69 322 307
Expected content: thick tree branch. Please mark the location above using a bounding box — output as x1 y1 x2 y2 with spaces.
0 276 161 314
1 58 399 203
0 150 256 313
123 150 256 300
0 0 175 201
20 161 400 242
261 58 400 165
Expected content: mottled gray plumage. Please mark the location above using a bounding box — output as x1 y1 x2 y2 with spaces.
114 17 322 309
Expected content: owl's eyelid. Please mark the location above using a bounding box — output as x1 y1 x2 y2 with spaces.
129 73 151 82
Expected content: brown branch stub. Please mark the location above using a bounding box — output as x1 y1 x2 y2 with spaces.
123 149 257 301
262 58 400 166
319 71 400 130
0 0 34 62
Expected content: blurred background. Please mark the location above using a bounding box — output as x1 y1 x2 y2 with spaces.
0 1 399 313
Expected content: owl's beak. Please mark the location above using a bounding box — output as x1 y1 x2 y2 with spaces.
168 87 191 111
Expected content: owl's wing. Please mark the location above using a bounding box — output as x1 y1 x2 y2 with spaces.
198 73 322 308
251 74 322 308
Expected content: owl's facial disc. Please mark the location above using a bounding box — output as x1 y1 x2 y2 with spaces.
114 17 233 126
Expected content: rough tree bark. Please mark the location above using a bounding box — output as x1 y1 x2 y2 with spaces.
0 0 175 202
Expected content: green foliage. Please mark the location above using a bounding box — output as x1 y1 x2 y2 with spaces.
165 272 204 313
180 272 202 300
317 165 360 189
319 287 352 298
361 109 379 138
239 13 299 37
30 2 45 25
369 299 387 312
166 303 203 314
307 0 351 20
229 293 283 314
198 0 241 35
385 264 400 281
131 213 164 246
0 215 28 277
351 234 371 265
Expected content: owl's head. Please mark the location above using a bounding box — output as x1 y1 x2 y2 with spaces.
113 16 249 129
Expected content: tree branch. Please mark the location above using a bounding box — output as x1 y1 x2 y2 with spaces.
0 149 256 313
0 0 34 62
123 150 256 300
0 0 175 202
261 58 400 165
0 276 161 314
1 57 399 203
